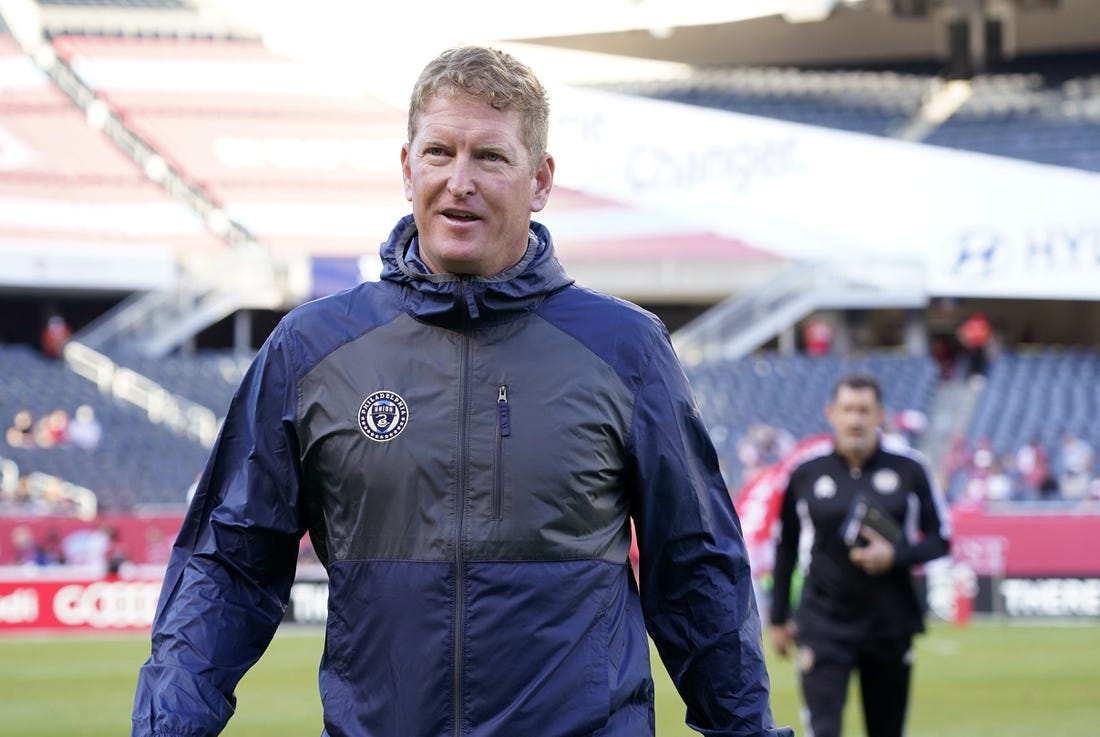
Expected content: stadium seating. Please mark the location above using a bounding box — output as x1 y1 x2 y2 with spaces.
685 352 938 490
966 347 1100 465
5 337 1098 514
597 50 1100 173
0 343 211 510
598 66 929 138
114 350 250 415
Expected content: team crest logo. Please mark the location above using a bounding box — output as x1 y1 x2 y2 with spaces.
813 475 836 499
358 391 409 442
872 469 900 494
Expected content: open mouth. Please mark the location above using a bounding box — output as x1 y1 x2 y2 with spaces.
442 210 479 222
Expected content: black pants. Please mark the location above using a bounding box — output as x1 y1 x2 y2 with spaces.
796 633 912 737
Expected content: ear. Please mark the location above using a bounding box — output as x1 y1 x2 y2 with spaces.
400 144 413 201
529 153 555 213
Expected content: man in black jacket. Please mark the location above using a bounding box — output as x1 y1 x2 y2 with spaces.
769 372 951 737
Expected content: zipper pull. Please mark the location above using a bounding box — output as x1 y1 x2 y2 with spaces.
497 385 511 437
461 279 480 320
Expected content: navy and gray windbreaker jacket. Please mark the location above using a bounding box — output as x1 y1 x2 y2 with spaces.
132 215 790 737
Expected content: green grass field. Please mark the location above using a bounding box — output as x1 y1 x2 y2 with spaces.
2 620 1098 736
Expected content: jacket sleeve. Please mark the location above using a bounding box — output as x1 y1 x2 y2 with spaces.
630 329 793 737
132 325 306 737
894 459 952 569
768 475 801 627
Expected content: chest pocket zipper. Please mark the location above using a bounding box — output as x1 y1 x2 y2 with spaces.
493 385 510 521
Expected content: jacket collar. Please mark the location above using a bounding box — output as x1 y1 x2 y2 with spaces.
378 214 574 327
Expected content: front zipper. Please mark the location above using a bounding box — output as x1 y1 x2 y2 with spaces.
493 385 510 521
452 291 473 737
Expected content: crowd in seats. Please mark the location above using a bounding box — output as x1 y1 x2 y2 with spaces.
941 430 1098 508
0 466 97 519
943 347 1100 507
5 520 129 576
5 405 102 451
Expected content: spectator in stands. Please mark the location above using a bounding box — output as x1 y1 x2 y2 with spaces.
735 422 797 486
40 313 72 360
737 430 765 479
887 407 928 449
939 433 972 499
956 311 993 381
142 526 173 566
1015 435 1050 499
983 456 1016 503
65 404 103 451
770 372 950 737
1038 472 1061 501
960 437 996 505
803 315 834 357
5 409 35 449
1057 431 1095 501
104 525 128 579
32 408 69 449
9 524 39 565
132 46 789 737
930 334 957 380
36 527 67 565
62 526 109 567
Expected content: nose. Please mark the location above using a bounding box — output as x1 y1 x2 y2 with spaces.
447 156 476 198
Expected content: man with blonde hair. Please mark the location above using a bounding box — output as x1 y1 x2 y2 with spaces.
133 46 789 737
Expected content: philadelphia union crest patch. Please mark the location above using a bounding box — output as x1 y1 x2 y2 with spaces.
358 391 409 442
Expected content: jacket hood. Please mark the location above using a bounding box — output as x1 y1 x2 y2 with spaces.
378 214 575 327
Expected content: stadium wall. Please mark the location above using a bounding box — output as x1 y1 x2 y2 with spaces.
2 509 1100 633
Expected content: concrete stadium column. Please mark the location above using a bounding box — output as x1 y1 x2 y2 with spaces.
778 325 796 356
905 310 929 356
234 310 252 353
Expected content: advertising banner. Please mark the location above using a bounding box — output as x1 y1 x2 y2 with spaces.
0 578 163 632
548 86 1100 301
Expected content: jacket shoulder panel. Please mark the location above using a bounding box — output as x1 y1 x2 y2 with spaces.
536 285 667 392
277 281 405 379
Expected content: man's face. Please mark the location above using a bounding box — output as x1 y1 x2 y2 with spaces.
401 92 554 276
826 385 883 458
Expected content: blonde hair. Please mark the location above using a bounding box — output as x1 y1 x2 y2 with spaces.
408 46 550 171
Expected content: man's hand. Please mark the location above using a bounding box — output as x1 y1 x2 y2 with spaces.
769 622 795 658
849 525 896 575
